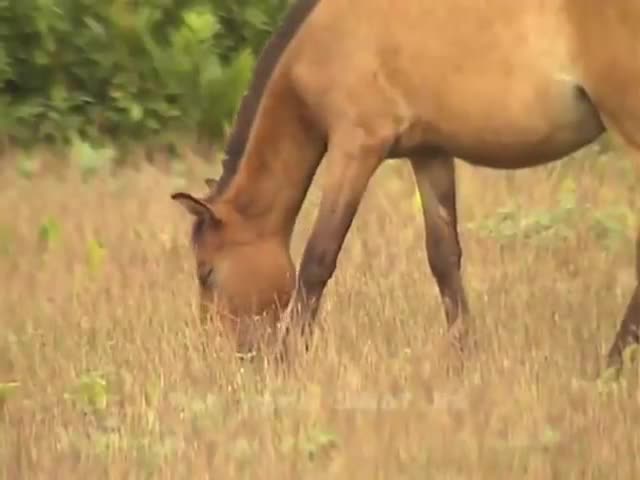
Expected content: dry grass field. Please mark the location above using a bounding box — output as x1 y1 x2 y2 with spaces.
1 141 640 479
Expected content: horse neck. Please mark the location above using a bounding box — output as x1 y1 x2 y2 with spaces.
219 80 326 245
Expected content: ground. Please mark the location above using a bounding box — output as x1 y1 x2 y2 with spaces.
1 141 639 478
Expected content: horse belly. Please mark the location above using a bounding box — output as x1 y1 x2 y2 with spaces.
370 1 605 166
396 74 605 169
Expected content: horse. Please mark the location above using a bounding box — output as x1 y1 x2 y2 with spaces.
172 0 640 370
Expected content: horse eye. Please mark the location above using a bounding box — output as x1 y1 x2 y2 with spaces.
197 265 215 289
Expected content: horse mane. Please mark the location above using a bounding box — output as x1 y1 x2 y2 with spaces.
213 0 321 196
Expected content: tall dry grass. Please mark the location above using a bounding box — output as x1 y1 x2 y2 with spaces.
0 144 639 478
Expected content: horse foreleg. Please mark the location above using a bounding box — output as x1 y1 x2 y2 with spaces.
290 127 390 340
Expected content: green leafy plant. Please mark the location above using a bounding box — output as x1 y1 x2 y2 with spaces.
0 381 20 409
0 0 291 148
71 137 116 181
64 371 110 413
589 205 635 251
465 176 636 249
282 425 339 462
16 153 39 179
301 427 339 462
0 224 12 256
38 216 62 251
86 238 107 274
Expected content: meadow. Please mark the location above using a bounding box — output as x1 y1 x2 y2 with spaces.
1 140 639 478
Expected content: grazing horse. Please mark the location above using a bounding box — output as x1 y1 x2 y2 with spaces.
172 0 640 369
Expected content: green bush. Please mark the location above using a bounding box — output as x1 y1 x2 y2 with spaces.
0 0 290 147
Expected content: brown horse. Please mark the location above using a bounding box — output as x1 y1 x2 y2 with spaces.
172 0 640 369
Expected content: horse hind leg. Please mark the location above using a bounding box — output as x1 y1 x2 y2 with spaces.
606 232 640 371
605 147 640 372
600 118 640 372
409 154 471 351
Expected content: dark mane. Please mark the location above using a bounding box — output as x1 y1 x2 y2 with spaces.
213 0 321 196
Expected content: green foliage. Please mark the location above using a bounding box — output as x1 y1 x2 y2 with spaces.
281 425 339 462
16 153 40 179
0 0 291 147
0 224 11 256
70 136 116 180
299 427 339 462
38 216 62 251
0 381 19 409
466 177 636 250
86 237 107 275
64 371 110 413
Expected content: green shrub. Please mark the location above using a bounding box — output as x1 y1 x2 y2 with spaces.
0 0 290 147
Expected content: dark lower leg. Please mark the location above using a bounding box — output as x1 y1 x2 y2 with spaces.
410 155 469 337
606 233 640 369
293 181 372 334
291 139 385 339
430 254 469 329
293 247 338 331
606 287 640 369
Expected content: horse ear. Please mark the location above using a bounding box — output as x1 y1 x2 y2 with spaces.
204 177 219 191
171 192 220 222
